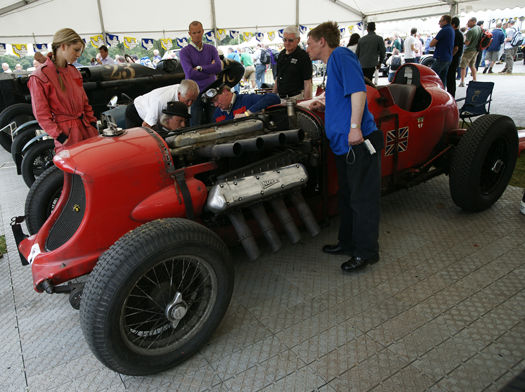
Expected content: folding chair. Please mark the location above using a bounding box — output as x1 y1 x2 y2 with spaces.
456 81 494 127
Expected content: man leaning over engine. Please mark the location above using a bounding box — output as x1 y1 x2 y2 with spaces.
209 85 280 122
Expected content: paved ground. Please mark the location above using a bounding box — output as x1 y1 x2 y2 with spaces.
1 65 524 391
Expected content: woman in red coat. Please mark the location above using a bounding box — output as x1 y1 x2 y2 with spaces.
28 28 98 153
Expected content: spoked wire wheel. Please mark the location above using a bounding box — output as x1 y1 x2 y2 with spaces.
80 218 233 375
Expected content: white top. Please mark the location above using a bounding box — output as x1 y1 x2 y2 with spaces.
404 36 418 58
504 27 517 50
100 56 115 65
134 84 180 126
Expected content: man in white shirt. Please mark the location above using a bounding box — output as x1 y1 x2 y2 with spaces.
404 28 419 63
125 79 199 128
97 45 115 65
501 20 518 74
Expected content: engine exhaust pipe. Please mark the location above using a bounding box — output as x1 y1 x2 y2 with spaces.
236 137 264 152
290 191 320 237
198 142 243 158
270 198 301 244
260 132 286 149
281 129 305 144
250 204 282 252
228 210 260 261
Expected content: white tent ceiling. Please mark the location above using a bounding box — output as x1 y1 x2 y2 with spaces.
0 0 523 43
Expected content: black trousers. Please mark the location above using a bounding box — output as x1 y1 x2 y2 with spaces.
362 67 375 81
334 131 382 259
125 103 143 129
446 56 460 98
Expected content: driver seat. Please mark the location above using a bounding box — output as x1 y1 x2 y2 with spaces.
388 84 417 111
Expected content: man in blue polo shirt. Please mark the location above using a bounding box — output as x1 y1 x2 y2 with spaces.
307 21 384 273
430 14 455 88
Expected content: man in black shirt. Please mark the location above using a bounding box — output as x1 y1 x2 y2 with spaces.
273 25 313 100
446 17 464 98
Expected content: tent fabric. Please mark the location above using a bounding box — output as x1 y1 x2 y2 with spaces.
0 0 523 43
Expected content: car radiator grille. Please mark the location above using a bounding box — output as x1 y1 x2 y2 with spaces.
46 174 86 251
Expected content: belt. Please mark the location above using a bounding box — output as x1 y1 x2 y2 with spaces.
279 91 301 99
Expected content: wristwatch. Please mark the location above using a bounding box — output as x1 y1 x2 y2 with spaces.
196 66 202 71
350 123 359 129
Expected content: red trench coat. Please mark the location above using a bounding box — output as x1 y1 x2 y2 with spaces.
28 57 98 153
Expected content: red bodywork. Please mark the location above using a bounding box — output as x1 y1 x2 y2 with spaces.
18 64 524 291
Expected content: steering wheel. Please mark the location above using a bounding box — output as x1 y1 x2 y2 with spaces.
124 54 135 63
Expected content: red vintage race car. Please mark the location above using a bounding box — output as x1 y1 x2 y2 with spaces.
12 63 525 376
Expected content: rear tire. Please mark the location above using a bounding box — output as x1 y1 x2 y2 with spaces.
10 122 40 168
21 139 55 187
449 114 518 211
80 218 233 375
24 165 63 235
0 103 34 152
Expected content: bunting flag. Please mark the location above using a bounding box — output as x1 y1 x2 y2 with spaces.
160 38 173 50
255 32 264 42
106 33 120 47
243 32 254 41
90 35 104 48
267 31 276 41
0 43 6 55
299 25 308 34
357 22 363 30
277 29 284 39
229 30 240 40
12 44 28 58
141 38 154 50
123 36 137 49
204 30 215 42
175 37 189 48
348 25 354 32
33 43 48 52
216 29 227 41
339 27 346 35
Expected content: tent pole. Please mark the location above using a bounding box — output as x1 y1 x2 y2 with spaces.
296 0 299 27
96 0 106 45
210 0 218 47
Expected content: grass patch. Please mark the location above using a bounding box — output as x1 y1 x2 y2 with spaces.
510 154 525 189
0 235 6 257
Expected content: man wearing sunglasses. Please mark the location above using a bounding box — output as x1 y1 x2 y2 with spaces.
273 25 313 101
208 84 280 123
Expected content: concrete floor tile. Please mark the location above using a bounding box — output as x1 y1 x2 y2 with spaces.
259 364 328 392
370 364 434 392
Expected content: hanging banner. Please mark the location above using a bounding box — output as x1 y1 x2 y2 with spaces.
160 38 173 50
277 29 284 39
123 36 137 49
0 43 6 55
33 43 48 52
243 32 254 41
299 25 308 35
216 29 227 41
204 30 215 42
229 30 240 40
255 32 264 42
12 44 28 58
348 25 354 32
267 31 276 41
339 27 346 35
175 37 189 48
141 38 154 50
106 33 120 47
90 35 104 48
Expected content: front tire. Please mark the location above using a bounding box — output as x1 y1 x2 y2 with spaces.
0 103 34 152
21 139 55 187
449 114 518 211
80 218 233 375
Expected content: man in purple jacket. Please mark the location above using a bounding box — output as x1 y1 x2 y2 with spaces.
179 20 222 126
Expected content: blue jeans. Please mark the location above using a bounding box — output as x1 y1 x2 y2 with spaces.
255 64 266 88
431 59 451 88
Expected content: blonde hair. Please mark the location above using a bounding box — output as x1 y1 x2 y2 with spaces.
51 28 84 90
